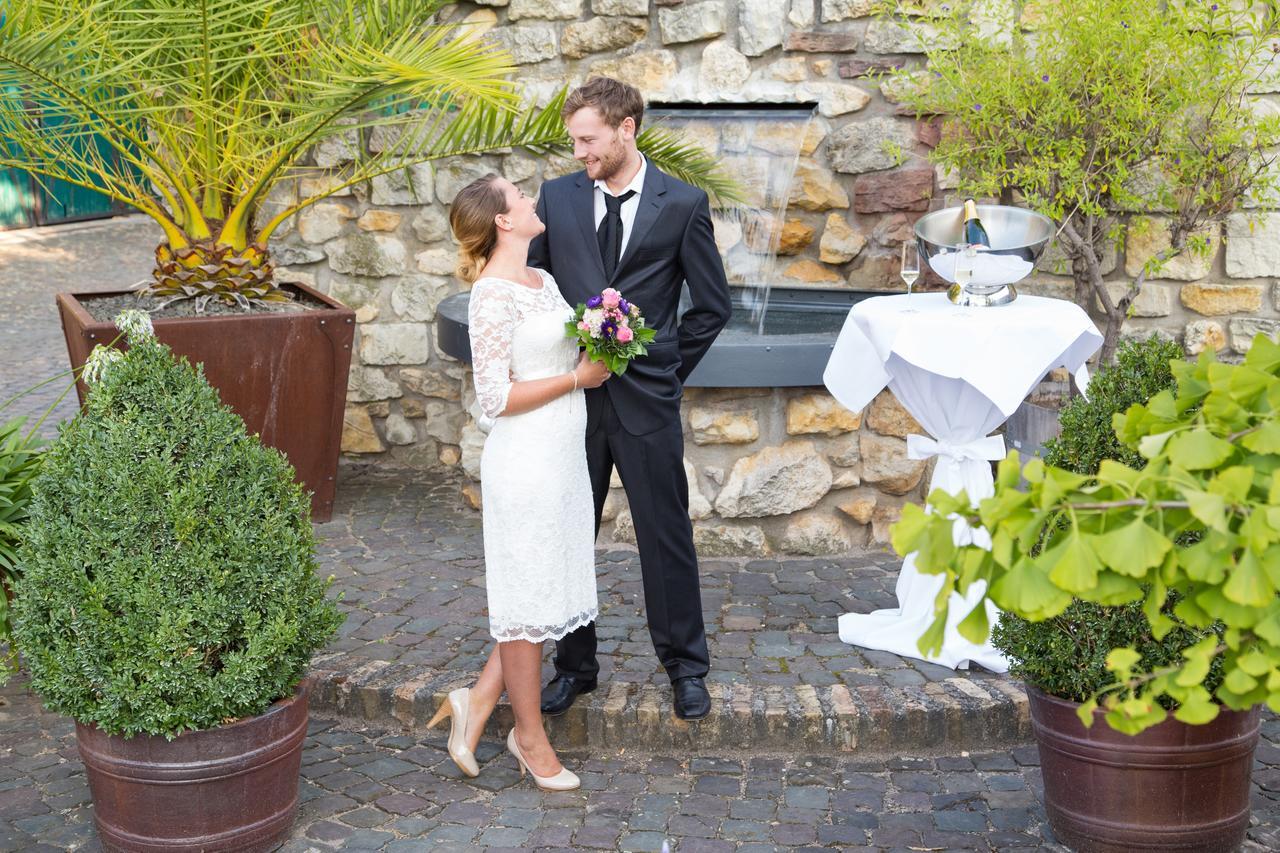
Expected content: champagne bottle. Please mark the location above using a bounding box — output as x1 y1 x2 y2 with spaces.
961 199 991 248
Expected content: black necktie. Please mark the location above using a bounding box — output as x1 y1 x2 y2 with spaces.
596 189 636 281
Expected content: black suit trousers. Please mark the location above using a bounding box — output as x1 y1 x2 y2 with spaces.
554 393 710 683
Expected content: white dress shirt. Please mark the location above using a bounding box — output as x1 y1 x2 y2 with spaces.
593 155 647 260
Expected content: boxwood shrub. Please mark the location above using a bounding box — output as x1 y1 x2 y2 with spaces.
992 335 1222 705
13 317 342 737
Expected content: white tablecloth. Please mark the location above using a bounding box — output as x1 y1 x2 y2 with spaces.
823 293 1103 671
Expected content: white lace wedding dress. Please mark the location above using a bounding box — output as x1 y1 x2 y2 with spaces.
468 269 598 643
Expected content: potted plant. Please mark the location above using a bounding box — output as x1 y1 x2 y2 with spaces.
894 333 1280 852
12 311 343 852
1 2 739 521
882 0 1280 365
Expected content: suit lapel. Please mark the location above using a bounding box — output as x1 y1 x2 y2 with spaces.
572 172 607 282
613 165 667 282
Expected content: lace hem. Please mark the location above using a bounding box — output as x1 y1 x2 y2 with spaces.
489 607 597 644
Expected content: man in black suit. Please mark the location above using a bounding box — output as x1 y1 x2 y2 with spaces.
529 77 732 720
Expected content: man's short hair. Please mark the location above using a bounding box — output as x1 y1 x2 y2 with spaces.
562 76 645 133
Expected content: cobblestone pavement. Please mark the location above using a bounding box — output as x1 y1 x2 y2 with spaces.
3 675 1279 852
0 215 155 436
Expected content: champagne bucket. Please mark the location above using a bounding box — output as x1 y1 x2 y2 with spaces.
914 204 1056 306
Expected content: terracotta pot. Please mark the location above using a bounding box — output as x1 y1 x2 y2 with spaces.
56 283 354 522
1028 684 1260 852
76 679 311 853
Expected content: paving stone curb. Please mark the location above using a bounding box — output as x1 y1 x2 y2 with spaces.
307 660 1032 754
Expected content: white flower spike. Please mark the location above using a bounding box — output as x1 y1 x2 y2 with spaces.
82 345 124 386
115 309 155 343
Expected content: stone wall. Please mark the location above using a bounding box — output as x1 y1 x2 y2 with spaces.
271 0 1280 554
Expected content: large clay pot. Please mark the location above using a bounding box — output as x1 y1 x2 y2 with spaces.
76 679 311 853
1028 684 1260 852
57 283 354 522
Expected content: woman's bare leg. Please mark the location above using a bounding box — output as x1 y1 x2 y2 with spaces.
464 646 504 754
499 639 563 777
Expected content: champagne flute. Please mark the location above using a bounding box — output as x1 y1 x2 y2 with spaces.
900 240 921 312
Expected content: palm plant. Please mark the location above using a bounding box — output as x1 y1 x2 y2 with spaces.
0 0 740 311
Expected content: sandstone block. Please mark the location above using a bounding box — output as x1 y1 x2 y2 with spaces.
561 16 649 58
787 161 851 211
400 366 462 401
327 234 408 277
820 214 868 264
859 433 926 495
391 274 452 322
694 523 770 557
853 165 933 213
658 2 726 44
866 389 922 438
787 393 862 436
509 0 582 18
699 39 751 92
1229 317 1280 354
1225 212 1280 278
1180 283 1264 316
347 366 404 402
714 440 833 518
738 0 788 56
1184 320 1226 356
690 407 760 444
829 117 916 175
357 210 403 232
780 513 852 555
1124 217 1217 280
299 202 356 244
360 323 431 365
342 405 385 454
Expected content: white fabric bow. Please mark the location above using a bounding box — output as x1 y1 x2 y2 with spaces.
905 434 1006 463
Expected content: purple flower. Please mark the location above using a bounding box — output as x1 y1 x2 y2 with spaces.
972 103 983 112
602 322 617 339
1041 74 1050 82
586 295 603 308
619 298 630 314
1211 3 1218 10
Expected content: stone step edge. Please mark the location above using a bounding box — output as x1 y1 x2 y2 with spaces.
306 656 1032 753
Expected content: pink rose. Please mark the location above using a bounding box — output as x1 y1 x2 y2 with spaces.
601 288 621 308
578 321 589 331
617 325 634 343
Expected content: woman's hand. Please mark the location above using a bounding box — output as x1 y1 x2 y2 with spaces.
573 351 611 389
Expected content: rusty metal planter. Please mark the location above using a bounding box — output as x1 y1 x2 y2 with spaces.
1028 684 1260 853
56 283 353 522
76 679 312 853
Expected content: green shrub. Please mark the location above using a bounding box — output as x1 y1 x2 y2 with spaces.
0 416 43 679
13 314 342 738
992 334 1223 708
1042 335 1184 475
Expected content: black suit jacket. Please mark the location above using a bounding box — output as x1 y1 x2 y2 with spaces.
529 163 732 436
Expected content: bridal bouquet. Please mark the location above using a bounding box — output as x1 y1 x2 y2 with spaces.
565 287 656 376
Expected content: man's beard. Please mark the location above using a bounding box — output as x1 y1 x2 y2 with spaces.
588 138 630 182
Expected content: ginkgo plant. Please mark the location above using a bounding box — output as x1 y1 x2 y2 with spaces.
894 334 1280 733
0 0 739 311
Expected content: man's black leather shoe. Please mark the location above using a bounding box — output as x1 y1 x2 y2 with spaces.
672 676 711 720
540 675 597 716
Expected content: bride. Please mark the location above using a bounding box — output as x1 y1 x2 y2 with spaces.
426 174 610 790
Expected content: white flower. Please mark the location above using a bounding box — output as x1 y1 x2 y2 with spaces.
115 309 155 343
82 345 124 386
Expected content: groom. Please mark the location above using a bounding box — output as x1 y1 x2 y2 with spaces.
529 77 731 720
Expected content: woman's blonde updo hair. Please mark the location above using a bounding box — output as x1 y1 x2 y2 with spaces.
449 173 507 283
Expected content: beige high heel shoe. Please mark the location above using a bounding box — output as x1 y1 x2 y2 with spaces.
426 688 480 777
506 728 579 791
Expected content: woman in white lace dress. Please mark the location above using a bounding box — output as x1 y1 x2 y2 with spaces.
425 174 609 791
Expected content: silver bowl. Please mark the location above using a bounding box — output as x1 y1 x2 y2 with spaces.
913 204 1055 306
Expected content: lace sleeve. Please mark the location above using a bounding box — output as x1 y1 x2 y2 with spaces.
468 280 516 420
